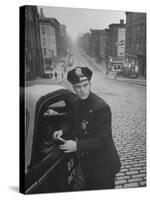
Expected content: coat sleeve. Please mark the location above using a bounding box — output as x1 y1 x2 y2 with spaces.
77 105 112 154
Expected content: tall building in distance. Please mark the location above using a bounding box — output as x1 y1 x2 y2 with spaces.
39 8 58 69
39 8 68 69
125 12 146 78
59 24 67 57
108 19 126 60
99 30 107 64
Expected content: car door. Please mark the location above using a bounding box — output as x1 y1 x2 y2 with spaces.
24 108 40 194
27 91 78 194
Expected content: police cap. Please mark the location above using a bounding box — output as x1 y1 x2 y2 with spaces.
67 66 92 84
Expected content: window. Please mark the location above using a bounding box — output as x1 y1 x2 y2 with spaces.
43 37 46 46
49 101 66 108
43 48 46 55
42 26 45 34
136 42 140 51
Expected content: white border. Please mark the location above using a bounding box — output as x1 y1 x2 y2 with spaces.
0 0 149 200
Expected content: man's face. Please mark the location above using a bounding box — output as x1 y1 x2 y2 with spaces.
73 79 91 100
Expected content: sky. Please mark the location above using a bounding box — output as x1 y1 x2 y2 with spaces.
38 6 126 41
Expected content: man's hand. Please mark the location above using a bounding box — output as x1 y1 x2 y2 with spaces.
53 130 63 139
59 140 77 153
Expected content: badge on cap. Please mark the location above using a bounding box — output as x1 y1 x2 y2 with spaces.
75 67 83 76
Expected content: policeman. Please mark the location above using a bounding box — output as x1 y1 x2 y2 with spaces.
53 66 121 190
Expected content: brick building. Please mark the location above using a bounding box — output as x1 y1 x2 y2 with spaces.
39 8 69 69
59 24 68 57
99 30 107 64
22 5 44 81
78 33 91 55
125 12 146 78
39 8 59 69
79 29 107 64
108 19 126 60
89 29 100 58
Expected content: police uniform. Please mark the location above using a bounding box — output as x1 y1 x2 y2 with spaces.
67 67 121 190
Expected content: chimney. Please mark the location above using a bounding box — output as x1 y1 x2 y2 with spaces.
40 8 44 18
120 19 124 24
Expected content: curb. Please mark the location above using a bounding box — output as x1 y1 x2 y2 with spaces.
107 77 146 86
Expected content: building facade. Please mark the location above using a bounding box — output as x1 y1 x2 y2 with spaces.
108 20 126 60
104 20 126 73
39 9 58 69
125 12 146 78
39 8 68 69
89 29 100 58
59 24 67 57
78 33 91 55
99 30 107 64
79 29 107 64
24 6 43 80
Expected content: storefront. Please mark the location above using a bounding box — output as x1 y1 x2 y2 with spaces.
125 54 146 78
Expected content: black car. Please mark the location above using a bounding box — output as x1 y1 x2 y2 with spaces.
20 84 78 194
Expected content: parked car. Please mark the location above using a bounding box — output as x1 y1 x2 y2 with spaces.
43 69 53 79
121 67 137 78
20 84 79 194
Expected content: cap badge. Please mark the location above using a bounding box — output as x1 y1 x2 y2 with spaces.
75 67 82 76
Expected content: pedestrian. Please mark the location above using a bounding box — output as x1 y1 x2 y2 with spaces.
53 66 121 190
106 70 109 78
54 71 58 79
115 71 118 80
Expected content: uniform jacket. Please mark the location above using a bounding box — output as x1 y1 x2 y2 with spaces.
73 92 121 180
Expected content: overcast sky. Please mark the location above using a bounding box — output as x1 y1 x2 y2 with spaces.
38 6 126 41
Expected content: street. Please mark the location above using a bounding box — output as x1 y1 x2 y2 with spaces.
61 47 146 189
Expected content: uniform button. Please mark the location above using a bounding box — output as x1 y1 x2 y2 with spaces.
84 131 87 135
81 152 85 156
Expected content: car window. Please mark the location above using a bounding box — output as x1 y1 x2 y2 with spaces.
49 100 66 107
33 97 74 165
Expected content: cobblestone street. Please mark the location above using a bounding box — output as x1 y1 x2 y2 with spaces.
95 81 146 189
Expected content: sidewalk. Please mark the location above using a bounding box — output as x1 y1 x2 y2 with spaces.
81 51 146 87
106 72 146 86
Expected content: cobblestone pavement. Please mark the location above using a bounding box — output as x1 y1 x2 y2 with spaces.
96 82 146 189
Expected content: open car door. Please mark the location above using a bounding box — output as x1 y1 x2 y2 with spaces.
25 90 79 194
